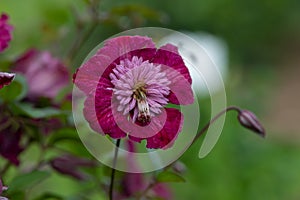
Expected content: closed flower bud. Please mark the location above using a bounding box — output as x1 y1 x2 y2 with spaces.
238 110 265 137
172 161 187 174
50 154 97 180
0 72 15 89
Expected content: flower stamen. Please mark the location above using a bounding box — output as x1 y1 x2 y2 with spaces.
133 87 151 123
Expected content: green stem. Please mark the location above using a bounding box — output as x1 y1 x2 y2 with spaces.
0 161 11 177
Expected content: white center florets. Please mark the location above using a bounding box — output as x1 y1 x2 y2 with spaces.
109 56 171 123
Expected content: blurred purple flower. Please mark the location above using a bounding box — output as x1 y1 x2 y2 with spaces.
13 49 70 100
0 72 14 89
0 13 13 53
152 183 172 200
238 110 265 137
0 116 23 166
50 154 97 180
119 173 172 200
117 141 172 199
121 173 146 197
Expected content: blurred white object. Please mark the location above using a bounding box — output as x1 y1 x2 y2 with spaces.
158 31 228 97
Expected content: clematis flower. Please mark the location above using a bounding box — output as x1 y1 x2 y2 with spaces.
74 35 194 149
0 13 13 53
13 49 69 100
0 72 15 89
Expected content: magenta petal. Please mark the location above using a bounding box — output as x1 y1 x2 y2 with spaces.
0 72 15 89
152 44 194 105
84 86 126 138
146 108 183 149
74 36 156 95
153 44 192 84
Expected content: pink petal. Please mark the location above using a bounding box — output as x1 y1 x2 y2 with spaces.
146 108 183 149
0 72 15 89
74 54 113 95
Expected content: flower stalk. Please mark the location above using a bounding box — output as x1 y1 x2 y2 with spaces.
109 139 121 200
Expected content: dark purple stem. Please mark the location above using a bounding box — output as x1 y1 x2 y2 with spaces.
109 139 121 200
192 106 242 145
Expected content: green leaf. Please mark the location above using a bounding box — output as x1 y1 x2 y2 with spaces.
156 171 186 183
33 193 64 200
4 190 25 200
12 102 64 118
0 74 28 102
8 171 50 193
47 128 80 145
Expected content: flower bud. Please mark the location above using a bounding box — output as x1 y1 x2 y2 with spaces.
0 72 15 89
50 154 97 180
238 110 265 137
172 161 187 174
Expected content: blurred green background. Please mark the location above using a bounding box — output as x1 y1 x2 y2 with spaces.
1 0 300 199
